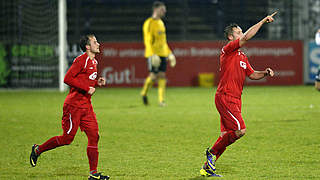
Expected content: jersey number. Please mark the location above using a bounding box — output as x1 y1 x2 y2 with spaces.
89 72 97 80
240 61 247 69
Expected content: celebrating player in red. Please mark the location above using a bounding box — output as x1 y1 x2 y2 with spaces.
30 34 109 180
200 12 277 177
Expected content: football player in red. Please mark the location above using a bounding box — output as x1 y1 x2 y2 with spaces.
200 12 277 177
30 34 109 180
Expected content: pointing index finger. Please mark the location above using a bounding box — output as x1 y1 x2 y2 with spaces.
270 11 277 17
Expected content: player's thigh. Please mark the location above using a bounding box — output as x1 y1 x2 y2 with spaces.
61 104 81 136
158 57 167 73
146 57 152 72
215 94 245 131
146 57 160 74
80 107 99 134
215 95 230 132
225 107 245 131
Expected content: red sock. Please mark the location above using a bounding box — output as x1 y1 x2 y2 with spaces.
210 136 226 160
213 136 222 147
38 136 60 154
38 135 74 154
210 131 238 155
87 146 99 172
216 147 226 160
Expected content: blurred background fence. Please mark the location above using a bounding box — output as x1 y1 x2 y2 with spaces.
1 0 320 88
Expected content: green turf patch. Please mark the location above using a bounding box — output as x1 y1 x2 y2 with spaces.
0 86 319 179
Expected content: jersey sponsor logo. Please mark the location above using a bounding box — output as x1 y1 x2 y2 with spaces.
240 61 247 69
89 72 97 80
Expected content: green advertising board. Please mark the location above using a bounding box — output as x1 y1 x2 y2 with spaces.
1 44 58 88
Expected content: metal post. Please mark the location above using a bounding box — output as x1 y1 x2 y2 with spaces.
59 0 67 92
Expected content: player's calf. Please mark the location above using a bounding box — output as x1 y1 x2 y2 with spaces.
57 134 75 145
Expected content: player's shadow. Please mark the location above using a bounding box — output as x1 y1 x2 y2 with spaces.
189 177 210 180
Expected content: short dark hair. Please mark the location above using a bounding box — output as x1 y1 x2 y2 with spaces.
79 34 95 52
224 23 239 40
152 1 165 11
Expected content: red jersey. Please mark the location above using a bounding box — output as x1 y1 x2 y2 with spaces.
64 53 98 108
216 39 254 99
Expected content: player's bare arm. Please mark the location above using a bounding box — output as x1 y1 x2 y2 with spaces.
88 87 95 95
239 12 277 47
249 68 274 80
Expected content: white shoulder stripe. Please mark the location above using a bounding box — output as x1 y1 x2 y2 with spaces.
84 56 90 69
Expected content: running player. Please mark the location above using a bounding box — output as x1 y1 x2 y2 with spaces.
200 12 277 177
29 34 109 180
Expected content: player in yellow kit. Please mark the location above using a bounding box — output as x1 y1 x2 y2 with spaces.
141 1 176 106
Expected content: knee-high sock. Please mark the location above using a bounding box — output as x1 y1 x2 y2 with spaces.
141 76 154 96
158 78 166 103
86 131 99 172
38 135 74 154
210 131 238 156
87 146 99 172
211 136 226 160
203 136 225 168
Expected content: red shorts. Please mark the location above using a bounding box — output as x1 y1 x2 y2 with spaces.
61 104 99 136
215 93 246 132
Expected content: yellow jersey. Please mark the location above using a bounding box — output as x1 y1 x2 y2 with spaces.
143 17 172 58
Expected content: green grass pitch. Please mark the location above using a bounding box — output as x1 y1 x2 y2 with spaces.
0 86 320 179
